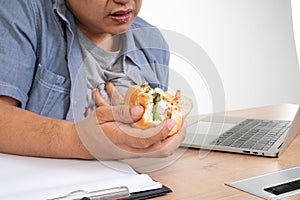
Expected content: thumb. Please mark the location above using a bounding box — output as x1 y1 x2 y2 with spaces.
129 105 144 121
95 105 144 124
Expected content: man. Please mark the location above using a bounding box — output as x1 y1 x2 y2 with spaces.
0 0 186 160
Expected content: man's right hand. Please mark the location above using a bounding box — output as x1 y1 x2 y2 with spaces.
75 87 186 160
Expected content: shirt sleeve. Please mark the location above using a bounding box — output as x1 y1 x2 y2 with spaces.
0 0 38 107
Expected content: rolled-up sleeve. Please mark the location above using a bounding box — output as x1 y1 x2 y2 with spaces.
0 0 38 108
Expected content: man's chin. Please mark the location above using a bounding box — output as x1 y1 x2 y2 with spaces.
110 21 134 34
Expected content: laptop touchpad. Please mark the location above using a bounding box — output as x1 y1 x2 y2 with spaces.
187 121 237 136
182 121 237 146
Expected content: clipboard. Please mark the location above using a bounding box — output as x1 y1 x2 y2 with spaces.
122 185 172 200
0 153 172 200
48 186 130 200
48 185 172 200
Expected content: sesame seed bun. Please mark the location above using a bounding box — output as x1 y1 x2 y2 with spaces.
124 82 183 136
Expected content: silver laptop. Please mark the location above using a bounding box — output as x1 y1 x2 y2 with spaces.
181 105 300 157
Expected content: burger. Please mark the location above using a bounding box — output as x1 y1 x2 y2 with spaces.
124 82 183 136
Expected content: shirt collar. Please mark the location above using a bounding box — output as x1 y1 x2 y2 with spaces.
52 0 68 22
52 0 143 69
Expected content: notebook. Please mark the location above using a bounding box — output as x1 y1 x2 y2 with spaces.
181 105 300 157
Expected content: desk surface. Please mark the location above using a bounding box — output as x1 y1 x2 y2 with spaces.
149 104 300 200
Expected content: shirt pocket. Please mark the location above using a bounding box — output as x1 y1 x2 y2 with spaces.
26 64 70 119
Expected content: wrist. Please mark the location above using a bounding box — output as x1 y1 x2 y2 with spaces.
62 121 94 160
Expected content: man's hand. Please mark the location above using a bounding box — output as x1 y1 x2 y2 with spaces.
75 83 186 160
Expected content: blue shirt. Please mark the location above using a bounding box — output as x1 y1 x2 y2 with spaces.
0 0 170 122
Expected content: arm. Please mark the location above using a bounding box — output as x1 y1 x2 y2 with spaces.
0 94 186 160
0 96 93 159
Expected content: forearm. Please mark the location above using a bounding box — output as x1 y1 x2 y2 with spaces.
0 104 93 159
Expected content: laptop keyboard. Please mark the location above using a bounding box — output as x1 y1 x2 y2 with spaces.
210 119 291 151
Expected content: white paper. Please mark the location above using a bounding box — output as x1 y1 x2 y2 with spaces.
0 153 162 200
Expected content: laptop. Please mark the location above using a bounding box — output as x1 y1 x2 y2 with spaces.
181 105 300 157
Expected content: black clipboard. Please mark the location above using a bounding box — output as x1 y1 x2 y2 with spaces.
122 185 172 200
74 185 172 200
49 185 172 200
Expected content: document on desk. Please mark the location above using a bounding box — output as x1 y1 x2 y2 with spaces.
0 153 163 200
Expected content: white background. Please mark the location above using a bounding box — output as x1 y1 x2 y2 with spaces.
139 0 300 115
291 0 300 65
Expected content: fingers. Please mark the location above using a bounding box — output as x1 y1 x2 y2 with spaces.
106 122 187 157
102 119 176 149
175 89 181 98
95 105 144 124
128 119 176 142
129 106 145 121
88 82 185 159
144 122 187 157
79 109 186 160
93 87 142 123
92 82 124 107
105 82 124 106
93 88 109 107
93 83 143 123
